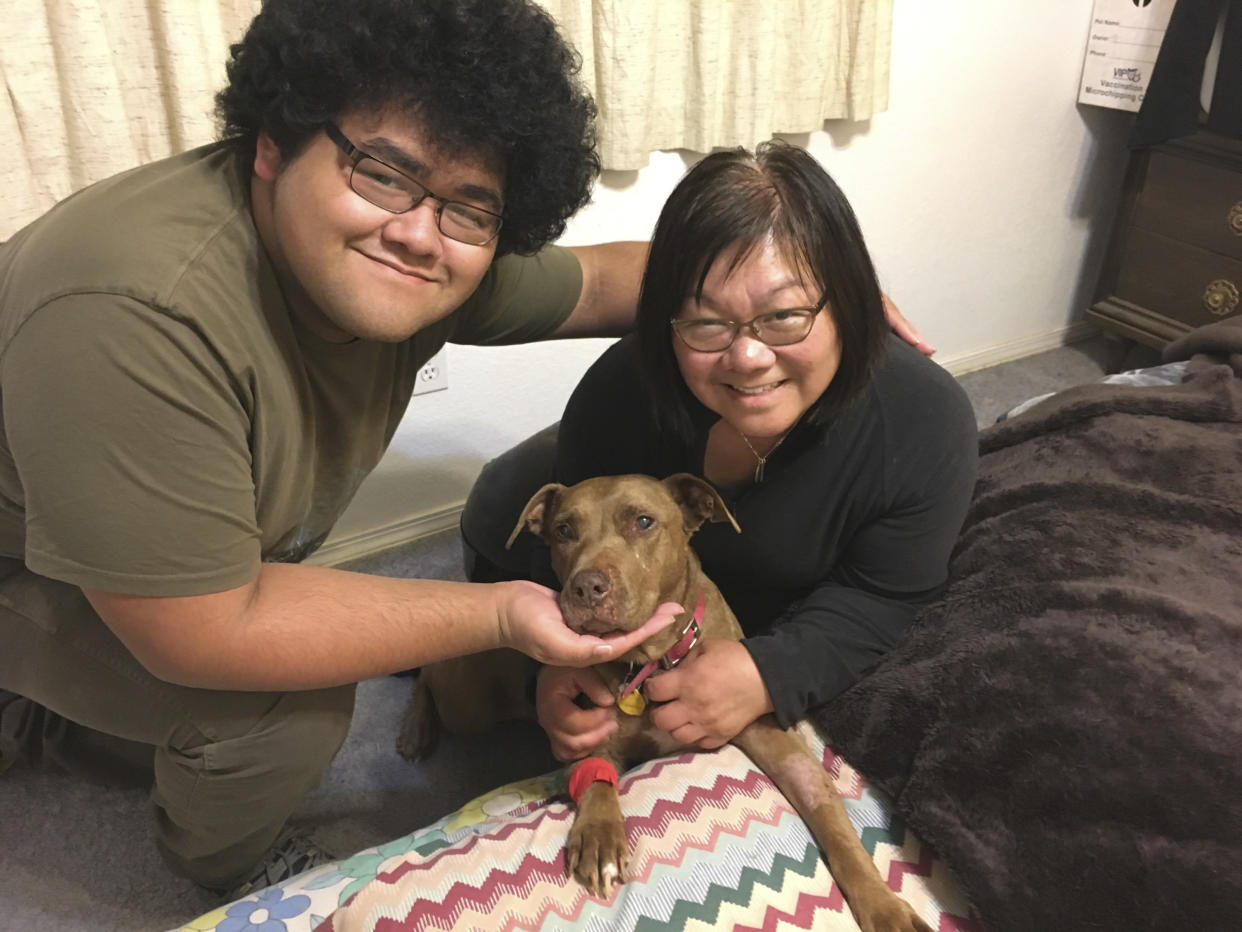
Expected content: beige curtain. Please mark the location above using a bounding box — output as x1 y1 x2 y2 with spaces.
1 0 259 239
540 0 892 170
2 0 890 239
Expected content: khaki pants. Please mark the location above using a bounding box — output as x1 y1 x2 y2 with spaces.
0 557 355 888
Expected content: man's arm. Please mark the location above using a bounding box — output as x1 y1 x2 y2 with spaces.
84 564 680 692
549 242 649 338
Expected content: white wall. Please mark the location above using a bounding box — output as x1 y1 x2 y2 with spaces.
313 0 1136 562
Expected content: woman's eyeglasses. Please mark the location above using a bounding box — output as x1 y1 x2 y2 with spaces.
670 296 827 352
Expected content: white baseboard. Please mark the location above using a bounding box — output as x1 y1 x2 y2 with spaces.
307 322 1100 566
305 502 465 567
936 320 1098 376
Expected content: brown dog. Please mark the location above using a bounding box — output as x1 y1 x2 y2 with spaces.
404 473 930 932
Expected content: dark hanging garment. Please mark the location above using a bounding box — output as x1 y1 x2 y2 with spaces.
1130 0 1242 147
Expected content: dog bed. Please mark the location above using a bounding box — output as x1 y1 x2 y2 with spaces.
175 722 977 932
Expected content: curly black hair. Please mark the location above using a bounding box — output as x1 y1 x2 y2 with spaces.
215 0 599 256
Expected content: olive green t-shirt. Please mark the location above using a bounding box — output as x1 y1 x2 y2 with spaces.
0 143 582 596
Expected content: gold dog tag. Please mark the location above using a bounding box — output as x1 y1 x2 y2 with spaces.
617 690 646 716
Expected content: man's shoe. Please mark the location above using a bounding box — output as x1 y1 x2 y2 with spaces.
217 828 337 901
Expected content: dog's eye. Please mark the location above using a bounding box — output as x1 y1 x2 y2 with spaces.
554 523 576 540
635 514 656 531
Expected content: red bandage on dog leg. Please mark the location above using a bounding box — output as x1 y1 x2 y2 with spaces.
568 757 619 805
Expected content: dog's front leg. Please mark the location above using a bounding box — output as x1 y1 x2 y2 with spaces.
734 718 932 932
566 752 629 898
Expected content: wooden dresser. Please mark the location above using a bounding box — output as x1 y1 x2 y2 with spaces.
1090 131 1242 349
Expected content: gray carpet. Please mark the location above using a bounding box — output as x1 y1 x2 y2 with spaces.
0 334 1159 931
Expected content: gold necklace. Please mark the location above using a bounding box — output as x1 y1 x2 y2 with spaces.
735 426 792 483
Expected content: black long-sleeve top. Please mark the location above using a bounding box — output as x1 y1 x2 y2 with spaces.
556 334 978 727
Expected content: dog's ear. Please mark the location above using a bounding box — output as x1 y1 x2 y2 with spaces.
505 483 565 549
662 473 741 536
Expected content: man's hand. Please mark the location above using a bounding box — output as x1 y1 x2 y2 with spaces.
536 665 618 761
882 294 934 356
495 580 682 667
643 639 773 749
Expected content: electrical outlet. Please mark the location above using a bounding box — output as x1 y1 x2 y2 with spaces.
412 349 448 395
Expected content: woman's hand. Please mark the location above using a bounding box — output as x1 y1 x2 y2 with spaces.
536 664 618 761
882 293 935 356
643 639 774 749
495 580 682 667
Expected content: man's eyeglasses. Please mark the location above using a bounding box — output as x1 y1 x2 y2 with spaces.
324 123 503 247
670 295 828 352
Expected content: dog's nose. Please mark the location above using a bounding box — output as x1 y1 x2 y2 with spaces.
569 570 611 608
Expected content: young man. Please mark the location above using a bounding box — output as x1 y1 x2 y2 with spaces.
0 0 675 896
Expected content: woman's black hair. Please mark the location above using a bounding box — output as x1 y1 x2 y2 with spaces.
215 0 599 257
636 140 889 438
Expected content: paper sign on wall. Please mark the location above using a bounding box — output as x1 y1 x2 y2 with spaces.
1079 0 1176 112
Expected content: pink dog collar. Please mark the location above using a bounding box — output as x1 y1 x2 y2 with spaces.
617 590 705 701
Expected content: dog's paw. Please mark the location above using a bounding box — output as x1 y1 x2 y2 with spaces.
394 729 418 761
395 708 435 761
567 816 629 898
854 894 933 932
395 675 441 761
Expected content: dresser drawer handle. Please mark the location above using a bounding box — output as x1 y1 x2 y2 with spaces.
1231 201 1242 236
1203 279 1239 316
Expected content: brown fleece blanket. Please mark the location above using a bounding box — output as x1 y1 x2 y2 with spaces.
815 317 1242 931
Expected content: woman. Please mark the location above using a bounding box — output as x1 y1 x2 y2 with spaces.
462 141 977 759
